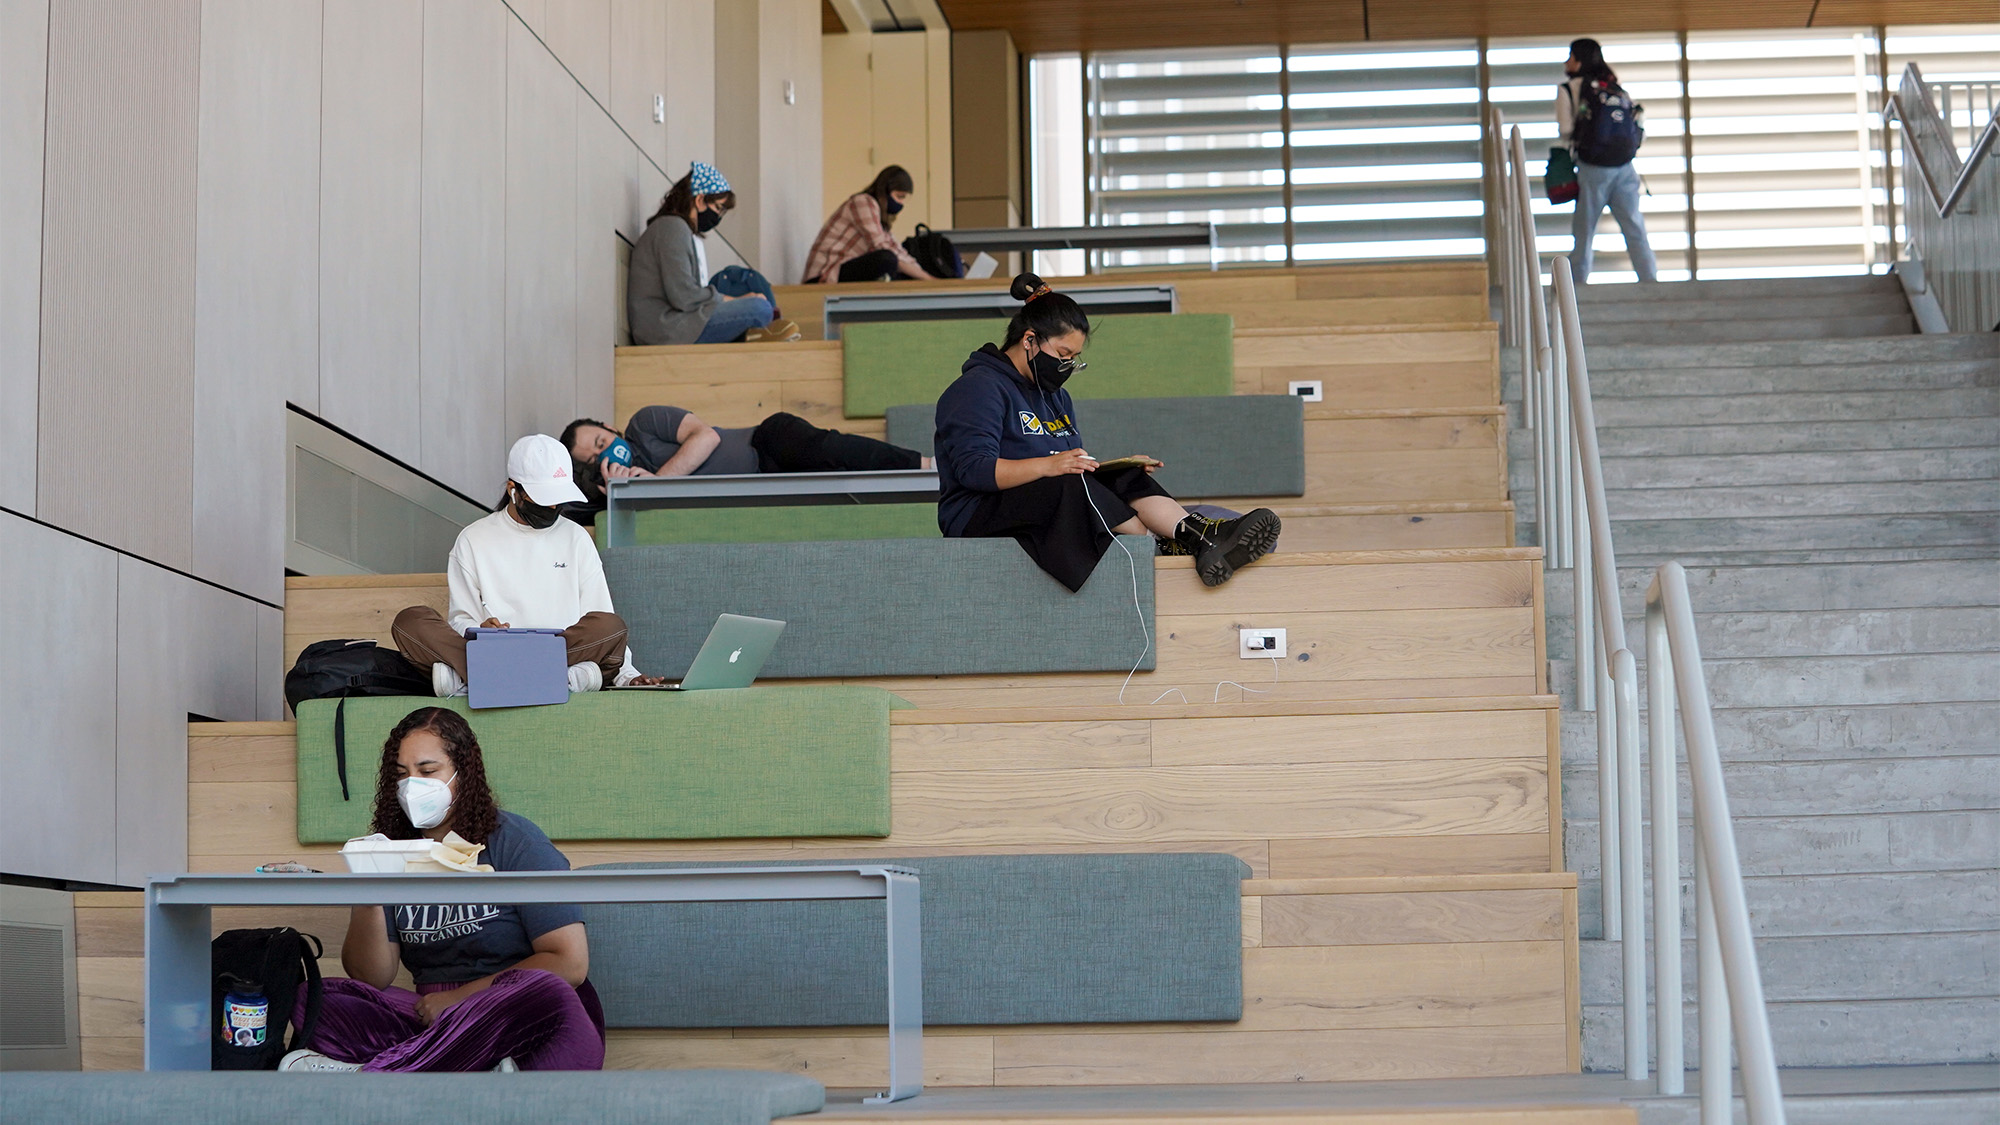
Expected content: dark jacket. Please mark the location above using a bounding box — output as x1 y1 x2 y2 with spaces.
934 344 1082 535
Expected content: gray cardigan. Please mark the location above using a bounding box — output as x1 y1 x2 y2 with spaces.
627 215 717 346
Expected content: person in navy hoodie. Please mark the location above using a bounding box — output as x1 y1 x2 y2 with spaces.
933 272 1281 591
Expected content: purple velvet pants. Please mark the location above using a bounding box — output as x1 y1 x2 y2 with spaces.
296 969 605 1072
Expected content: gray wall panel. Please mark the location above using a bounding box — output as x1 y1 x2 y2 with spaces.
256 602 285 721
0 0 49 517
0 514 118 884
505 0 543 37
541 0 608 107
505 16 579 444
37 0 199 568
419 0 508 500
193 0 322 606
664 0 714 174
112 557 261 885
576 102 634 426
609 0 667 169
318 0 423 463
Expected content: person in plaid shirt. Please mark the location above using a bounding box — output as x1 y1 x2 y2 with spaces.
802 165 936 284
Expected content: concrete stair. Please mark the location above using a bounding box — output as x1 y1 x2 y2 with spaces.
1503 275 2000 1073
1575 274 1915 345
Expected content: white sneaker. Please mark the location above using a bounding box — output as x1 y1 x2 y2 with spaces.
566 662 603 693
432 663 466 698
492 1056 519 1072
279 1048 362 1073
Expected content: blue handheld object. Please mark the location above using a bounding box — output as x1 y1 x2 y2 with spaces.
601 436 634 469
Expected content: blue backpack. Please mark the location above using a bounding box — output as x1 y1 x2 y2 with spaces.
1571 79 1644 167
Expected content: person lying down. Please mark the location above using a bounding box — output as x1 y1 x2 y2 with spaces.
561 406 931 499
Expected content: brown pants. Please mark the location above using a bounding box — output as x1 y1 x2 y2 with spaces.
391 606 630 682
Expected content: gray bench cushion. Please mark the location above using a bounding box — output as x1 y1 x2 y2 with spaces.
601 536 1156 679
580 853 1249 1027
0 1071 825 1125
887 394 1306 499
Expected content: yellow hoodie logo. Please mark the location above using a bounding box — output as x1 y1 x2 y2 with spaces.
1018 410 1045 435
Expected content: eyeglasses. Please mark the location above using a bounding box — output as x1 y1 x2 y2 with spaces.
1053 356 1086 374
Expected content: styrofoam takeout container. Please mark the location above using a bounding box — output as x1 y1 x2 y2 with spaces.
339 836 438 873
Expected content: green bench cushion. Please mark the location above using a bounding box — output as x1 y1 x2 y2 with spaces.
601 536 1155 679
0 1071 825 1124
886 394 1306 499
841 313 1235 417
292 689 902 844
594 502 939 547
582 853 1249 1026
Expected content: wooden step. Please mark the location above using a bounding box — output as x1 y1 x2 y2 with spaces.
613 323 1500 439
1261 501 1514 552
821 1106 1633 1125
283 548 1548 707
772 261 1491 339
75 872 1577 1085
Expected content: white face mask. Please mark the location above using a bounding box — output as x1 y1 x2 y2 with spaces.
396 771 457 830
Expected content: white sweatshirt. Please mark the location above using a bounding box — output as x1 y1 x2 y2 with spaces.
445 511 641 684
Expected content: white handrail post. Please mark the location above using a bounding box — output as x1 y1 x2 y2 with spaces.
1595 607 1618 945
1661 563 1787 1124
1614 647 1647 1081
1575 451 1596 712
1696 833 1729 1125
1649 600 1685 1095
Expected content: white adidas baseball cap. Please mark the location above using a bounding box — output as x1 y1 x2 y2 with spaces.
507 434 587 507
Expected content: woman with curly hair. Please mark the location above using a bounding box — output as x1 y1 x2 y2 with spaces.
278 707 605 1073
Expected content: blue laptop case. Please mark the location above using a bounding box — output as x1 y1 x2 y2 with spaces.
465 628 570 709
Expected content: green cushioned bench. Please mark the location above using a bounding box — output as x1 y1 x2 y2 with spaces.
292 690 902 845
841 313 1235 417
887 394 1306 499
582 853 1249 1027
601 536 1156 680
0 1071 824 1125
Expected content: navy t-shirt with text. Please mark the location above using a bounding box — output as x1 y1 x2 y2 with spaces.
385 810 583 986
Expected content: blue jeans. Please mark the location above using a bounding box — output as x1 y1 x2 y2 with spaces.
1573 160 1658 283
694 294 774 343
708 265 777 311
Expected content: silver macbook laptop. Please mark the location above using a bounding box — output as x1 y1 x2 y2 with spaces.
612 613 785 691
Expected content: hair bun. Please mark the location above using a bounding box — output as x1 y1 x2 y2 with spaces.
1009 271 1050 303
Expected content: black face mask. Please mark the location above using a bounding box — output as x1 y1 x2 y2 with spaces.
885 197 905 215
696 207 723 233
511 485 561 529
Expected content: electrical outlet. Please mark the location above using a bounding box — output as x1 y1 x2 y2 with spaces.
1288 380 1323 402
653 94 665 124
1239 628 1286 659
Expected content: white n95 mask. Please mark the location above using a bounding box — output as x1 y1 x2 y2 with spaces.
397 773 456 830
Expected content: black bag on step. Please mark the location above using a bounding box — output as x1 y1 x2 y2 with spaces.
212 927 324 1070
900 224 965 279
284 638 431 800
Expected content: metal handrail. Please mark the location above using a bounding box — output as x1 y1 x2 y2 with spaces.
1886 62 1999 220
1486 106 1787 1119
1648 563 1787 1124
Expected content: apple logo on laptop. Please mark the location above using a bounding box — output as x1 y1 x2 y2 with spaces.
729 648 742 663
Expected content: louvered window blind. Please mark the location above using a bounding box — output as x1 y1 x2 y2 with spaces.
1028 24 1997 280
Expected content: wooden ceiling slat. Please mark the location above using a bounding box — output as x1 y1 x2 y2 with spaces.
933 0 1992 54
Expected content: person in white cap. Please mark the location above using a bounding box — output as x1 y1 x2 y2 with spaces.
392 434 663 694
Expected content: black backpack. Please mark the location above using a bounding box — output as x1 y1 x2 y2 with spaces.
212 928 324 1070
1570 79 1644 167
901 224 965 279
284 639 431 800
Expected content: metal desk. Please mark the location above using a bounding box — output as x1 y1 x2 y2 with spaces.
937 223 1219 269
145 866 923 1102
600 470 939 547
821 284 1177 338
